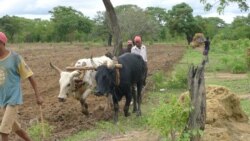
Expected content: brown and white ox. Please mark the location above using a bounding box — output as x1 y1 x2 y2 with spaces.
50 55 113 116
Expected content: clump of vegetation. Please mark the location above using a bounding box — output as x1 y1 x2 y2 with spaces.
151 71 168 90
28 122 53 141
148 94 191 141
246 48 250 70
167 66 188 89
152 68 188 91
206 39 250 73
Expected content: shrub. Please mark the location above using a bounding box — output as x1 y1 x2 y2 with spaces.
152 71 168 90
148 94 190 140
28 122 53 141
167 67 188 89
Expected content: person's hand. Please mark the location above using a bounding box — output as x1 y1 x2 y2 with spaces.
36 95 43 105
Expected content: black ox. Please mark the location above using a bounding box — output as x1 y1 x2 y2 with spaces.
94 53 146 123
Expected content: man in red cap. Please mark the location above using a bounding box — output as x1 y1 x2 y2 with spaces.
131 35 148 85
0 32 43 141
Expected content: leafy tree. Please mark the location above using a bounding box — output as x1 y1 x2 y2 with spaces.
115 5 160 41
167 3 200 44
145 7 167 26
200 0 249 14
0 15 22 42
49 6 93 42
24 19 54 42
230 14 250 39
145 7 168 40
91 11 111 43
194 16 226 39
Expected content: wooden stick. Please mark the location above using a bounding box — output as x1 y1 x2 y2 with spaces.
66 66 96 71
66 64 122 71
39 105 45 138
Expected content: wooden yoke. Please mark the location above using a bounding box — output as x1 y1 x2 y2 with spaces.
66 66 97 71
114 64 122 86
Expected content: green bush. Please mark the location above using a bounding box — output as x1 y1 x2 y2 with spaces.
28 122 53 141
167 67 188 89
152 71 168 90
148 94 190 140
231 63 247 73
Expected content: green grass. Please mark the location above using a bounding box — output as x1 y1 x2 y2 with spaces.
241 100 250 117
205 75 250 94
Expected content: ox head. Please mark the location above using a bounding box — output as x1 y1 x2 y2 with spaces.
50 62 81 102
95 65 115 96
93 59 121 96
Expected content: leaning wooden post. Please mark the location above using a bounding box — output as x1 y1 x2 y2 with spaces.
186 60 206 141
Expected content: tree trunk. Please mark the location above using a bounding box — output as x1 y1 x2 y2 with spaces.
186 34 192 45
108 33 112 46
102 0 123 56
186 60 206 141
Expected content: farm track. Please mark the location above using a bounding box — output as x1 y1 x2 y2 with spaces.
3 43 185 140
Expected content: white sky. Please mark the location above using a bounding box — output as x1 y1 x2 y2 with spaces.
0 0 249 23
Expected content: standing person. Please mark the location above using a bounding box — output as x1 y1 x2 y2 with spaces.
121 40 133 54
126 40 133 53
131 35 148 85
203 37 210 63
0 32 43 141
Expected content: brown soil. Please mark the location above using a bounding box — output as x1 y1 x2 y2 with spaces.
2 43 185 140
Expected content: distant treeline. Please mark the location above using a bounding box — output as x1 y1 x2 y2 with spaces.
0 4 249 44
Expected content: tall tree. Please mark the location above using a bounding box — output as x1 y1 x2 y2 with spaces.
167 3 199 44
145 7 168 40
200 0 249 13
145 7 167 26
49 6 93 42
115 5 160 41
92 11 111 44
0 15 21 42
194 16 225 39
103 0 123 56
230 14 250 39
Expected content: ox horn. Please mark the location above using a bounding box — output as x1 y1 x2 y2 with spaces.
50 62 62 73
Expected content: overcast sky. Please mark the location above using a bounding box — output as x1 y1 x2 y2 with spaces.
0 0 249 23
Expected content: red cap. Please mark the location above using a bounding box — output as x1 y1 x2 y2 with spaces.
0 32 7 44
134 36 141 43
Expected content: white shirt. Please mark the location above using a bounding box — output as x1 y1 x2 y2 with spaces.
131 44 147 62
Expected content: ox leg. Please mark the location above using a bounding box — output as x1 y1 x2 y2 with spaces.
124 89 132 117
80 89 92 116
136 84 143 116
131 85 137 113
104 94 113 112
113 97 119 124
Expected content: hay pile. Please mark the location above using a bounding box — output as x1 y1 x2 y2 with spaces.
203 86 250 141
191 33 205 48
180 85 250 141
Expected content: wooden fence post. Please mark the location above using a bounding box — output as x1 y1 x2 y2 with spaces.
186 60 206 141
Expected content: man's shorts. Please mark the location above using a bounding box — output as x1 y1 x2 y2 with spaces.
0 105 21 134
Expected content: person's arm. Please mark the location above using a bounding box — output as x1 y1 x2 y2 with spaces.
28 76 43 105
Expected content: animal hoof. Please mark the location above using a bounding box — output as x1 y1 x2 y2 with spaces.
125 112 131 117
132 109 136 113
136 111 141 116
82 110 89 116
